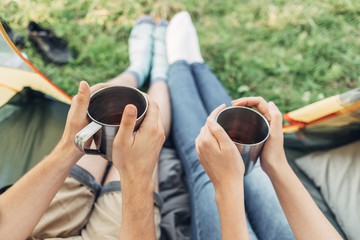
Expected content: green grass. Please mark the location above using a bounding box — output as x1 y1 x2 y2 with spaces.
1 0 360 114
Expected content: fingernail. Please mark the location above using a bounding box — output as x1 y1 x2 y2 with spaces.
126 105 137 116
78 81 86 93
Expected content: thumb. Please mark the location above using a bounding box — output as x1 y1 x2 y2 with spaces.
209 104 226 120
207 117 233 149
115 104 138 147
68 81 90 119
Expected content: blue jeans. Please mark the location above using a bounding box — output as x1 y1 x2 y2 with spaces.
168 60 294 240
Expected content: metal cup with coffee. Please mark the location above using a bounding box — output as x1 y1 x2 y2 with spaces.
216 106 270 175
75 86 148 161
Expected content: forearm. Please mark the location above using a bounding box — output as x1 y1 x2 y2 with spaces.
215 180 250 240
119 178 156 240
268 159 342 240
0 141 82 239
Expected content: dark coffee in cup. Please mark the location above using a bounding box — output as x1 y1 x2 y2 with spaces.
88 86 148 129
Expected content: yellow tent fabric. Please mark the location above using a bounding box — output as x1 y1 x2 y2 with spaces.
283 88 360 134
0 22 71 107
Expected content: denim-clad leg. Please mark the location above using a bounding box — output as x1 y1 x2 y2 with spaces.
190 62 233 113
188 62 294 240
169 61 257 240
244 163 295 240
169 60 221 240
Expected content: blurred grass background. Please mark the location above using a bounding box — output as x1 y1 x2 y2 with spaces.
1 0 359 114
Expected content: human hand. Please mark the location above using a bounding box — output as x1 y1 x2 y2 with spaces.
195 104 245 191
112 95 165 191
60 81 91 159
231 97 287 176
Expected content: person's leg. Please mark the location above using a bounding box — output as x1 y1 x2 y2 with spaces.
146 20 171 193
191 62 233 113
95 15 153 90
166 11 204 65
148 19 171 138
76 58 140 183
167 11 233 114
76 142 109 183
167 62 257 240
190 62 294 239
166 12 236 240
29 167 101 238
244 163 295 240
167 11 293 240
167 11 242 240
168 60 222 240
80 182 162 240
191 64 294 239
189 42 294 240
107 72 137 88
124 15 154 88
31 16 155 239
90 17 153 92
83 164 162 240
79 13 156 183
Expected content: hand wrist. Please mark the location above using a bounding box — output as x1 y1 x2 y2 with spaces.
213 172 244 190
265 157 291 182
55 138 84 164
215 177 244 203
120 176 155 194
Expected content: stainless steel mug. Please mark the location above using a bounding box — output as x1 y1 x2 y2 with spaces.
216 106 270 175
75 86 148 161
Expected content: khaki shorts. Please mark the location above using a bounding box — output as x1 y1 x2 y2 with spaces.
28 166 162 240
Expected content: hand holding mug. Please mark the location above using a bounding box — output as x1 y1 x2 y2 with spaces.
60 81 91 159
75 86 148 161
231 97 287 176
196 104 245 190
112 96 165 187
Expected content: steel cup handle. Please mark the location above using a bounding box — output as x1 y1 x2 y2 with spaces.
75 121 102 154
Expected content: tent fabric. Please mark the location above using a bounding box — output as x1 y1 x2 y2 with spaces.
283 88 360 133
0 22 71 107
1 21 358 239
0 26 31 71
0 87 68 188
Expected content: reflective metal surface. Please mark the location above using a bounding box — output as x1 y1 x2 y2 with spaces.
216 106 270 174
75 86 148 161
